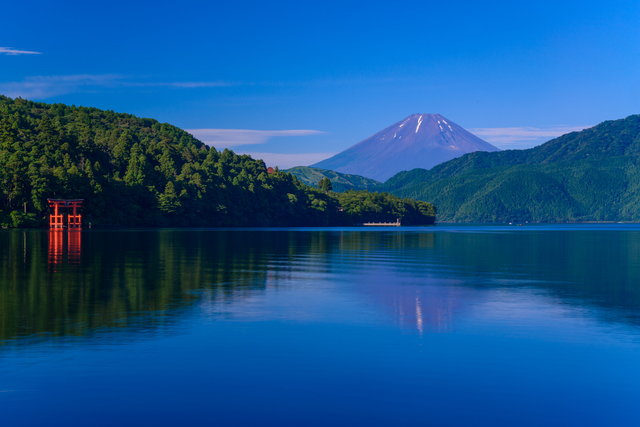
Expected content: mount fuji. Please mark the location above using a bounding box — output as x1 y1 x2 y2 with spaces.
312 114 499 181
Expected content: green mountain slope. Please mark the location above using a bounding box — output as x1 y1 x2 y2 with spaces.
380 115 640 222
285 166 380 192
0 96 435 227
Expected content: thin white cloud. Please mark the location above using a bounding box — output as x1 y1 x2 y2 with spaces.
0 47 41 55
0 74 232 99
469 125 592 149
0 74 124 99
127 81 230 88
186 128 325 148
235 152 337 169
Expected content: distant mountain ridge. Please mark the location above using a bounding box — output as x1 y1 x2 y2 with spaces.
312 113 499 181
380 115 640 222
285 166 380 192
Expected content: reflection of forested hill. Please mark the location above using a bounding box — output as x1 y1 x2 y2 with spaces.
2 227 640 346
0 230 275 341
433 228 640 318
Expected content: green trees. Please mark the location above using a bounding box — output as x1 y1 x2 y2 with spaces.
0 96 436 227
318 177 333 192
158 181 182 214
337 190 436 225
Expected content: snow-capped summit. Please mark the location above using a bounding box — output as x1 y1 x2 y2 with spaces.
312 114 499 181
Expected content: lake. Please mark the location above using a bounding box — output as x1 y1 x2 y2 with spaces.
1 225 640 426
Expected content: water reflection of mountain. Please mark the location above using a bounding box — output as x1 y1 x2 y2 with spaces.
363 281 472 334
2 227 640 345
327 230 471 333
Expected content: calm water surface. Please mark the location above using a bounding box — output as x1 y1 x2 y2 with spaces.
1 225 640 426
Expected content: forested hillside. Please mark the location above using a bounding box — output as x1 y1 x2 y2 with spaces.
0 96 435 227
380 115 640 222
285 166 380 192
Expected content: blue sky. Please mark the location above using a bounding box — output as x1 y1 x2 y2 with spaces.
2 0 639 168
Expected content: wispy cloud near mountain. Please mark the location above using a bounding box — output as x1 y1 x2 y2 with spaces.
0 74 231 99
186 129 325 148
236 152 336 169
0 47 41 55
469 125 591 149
186 128 330 168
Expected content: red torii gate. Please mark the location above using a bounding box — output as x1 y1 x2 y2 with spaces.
48 199 84 229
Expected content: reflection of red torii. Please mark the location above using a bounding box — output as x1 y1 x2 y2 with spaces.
48 199 83 229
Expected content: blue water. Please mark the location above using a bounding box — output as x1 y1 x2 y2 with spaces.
1 225 640 425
